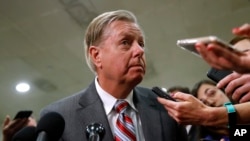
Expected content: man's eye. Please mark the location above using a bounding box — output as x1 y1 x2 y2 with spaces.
139 41 145 48
122 40 129 45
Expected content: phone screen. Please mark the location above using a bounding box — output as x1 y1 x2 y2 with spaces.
152 86 176 101
14 110 33 119
176 36 241 57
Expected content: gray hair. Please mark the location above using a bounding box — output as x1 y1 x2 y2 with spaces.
84 10 144 73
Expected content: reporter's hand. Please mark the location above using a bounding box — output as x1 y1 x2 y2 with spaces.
195 42 250 73
2 115 37 141
157 92 210 125
2 115 27 141
232 23 250 37
217 72 250 103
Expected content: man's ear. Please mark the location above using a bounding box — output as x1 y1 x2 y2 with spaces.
89 46 101 68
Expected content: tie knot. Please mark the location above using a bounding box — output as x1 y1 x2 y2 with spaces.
114 100 129 113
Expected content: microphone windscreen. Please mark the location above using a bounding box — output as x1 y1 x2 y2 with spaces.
12 126 36 141
36 112 65 141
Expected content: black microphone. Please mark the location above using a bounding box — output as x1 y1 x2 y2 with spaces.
12 126 36 141
86 123 105 141
36 112 65 141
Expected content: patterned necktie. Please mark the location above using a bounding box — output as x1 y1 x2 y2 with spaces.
114 100 136 141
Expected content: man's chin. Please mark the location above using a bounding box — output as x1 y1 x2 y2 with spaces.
129 74 144 84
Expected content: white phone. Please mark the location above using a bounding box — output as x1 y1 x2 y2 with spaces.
176 36 240 57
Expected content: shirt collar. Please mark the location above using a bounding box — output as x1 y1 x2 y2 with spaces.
94 77 137 115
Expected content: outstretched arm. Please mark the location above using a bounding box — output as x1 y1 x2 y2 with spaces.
157 92 250 126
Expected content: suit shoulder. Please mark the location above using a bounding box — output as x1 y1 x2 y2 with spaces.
40 89 86 116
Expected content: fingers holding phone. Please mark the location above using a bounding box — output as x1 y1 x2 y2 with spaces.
2 111 36 141
157 92 209 125
177 36 242 57
5 110 33 129
232 23 250 37
217 72 250 103
177 36 244 72
13 110 36 126
152 86 176 101
2 115 29 141
26 117 37 126
207 67 232 83
196 42 244 71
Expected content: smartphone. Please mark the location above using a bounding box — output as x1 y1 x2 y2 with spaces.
207 67 232 83
152 86 176 101
176 36 240 57
14 110 33 119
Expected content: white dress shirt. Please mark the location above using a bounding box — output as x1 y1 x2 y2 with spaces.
95 77 145 141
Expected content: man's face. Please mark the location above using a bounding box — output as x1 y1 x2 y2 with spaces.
96 20 146 85
197 84 230 107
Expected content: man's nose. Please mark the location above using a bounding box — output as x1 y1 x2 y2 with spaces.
132 43 144 57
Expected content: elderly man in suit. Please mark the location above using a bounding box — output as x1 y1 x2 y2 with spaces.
40 10 187 141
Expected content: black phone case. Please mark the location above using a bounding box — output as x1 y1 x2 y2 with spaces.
152 86 176 101
207 68 232 83
14 110 33 119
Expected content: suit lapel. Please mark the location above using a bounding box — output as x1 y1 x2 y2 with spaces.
74 82 163 141
133 88 163 141
77 81 114 141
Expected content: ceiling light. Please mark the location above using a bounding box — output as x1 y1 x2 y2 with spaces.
15 82 30 93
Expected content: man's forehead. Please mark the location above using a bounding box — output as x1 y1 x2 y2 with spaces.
106 21 144 37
